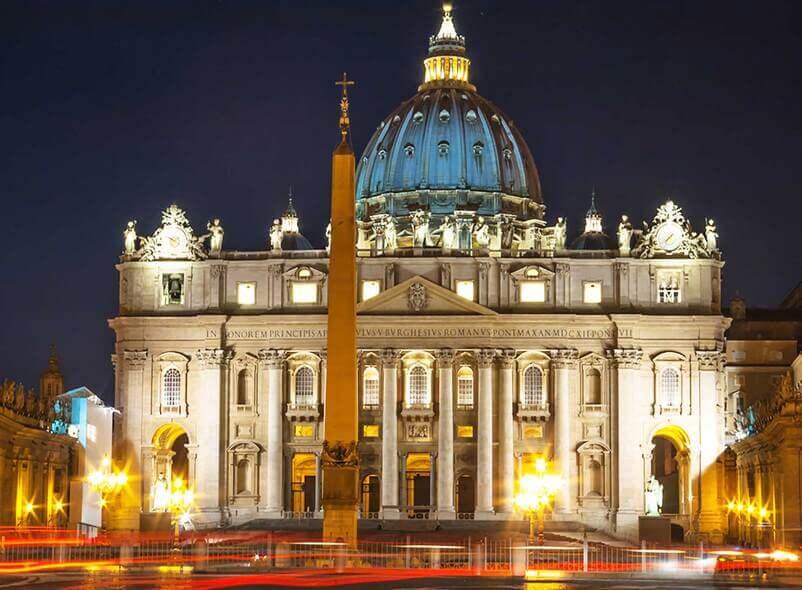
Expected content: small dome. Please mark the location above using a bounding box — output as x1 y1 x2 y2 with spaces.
571 232 616 251
281 233 313 251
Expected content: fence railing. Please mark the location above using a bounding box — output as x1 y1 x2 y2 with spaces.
1 536 800 579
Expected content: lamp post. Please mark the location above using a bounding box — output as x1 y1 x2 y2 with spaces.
86 455 128 528
514 457 563 545
166 477 194 546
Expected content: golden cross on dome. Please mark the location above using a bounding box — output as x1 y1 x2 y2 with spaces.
335 72 355 141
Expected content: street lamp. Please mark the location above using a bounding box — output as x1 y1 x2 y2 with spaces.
514 457 563 545
166 477 195 545
86 454 128 527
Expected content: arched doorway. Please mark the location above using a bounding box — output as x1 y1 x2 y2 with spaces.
456 474 475 515
361 474 380 516
649 425 690 516
150 423 190 512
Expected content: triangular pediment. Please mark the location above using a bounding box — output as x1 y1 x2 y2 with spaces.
357 276 496 316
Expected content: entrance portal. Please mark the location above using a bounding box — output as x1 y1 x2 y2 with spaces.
405 453 432 516
150 424 190 512
649 425 690 517
291 453 317 513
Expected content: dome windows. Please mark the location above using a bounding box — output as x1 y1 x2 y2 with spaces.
473 141 484 157
437 141 450 156
503 147 513 161
392 115 401 124
465 109 477 124
377 148 387 160
412 111 424 125
404 144 416 157
438 109 451 123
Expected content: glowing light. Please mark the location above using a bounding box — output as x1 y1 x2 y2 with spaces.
759 507 769 519
24 503 34 514
770 550 799 562
54 500 63 511
727 500 735 511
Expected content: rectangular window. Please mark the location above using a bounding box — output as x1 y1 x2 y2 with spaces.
457 425 474 438
363 424 380 438
657 272 682 303
86 424 97 443
519 280 546 303
291 282 318 304
162 274 185 305
455 280 475 301
361 280 381 301
583 281 602 303
237 282 256 305
294 424 314 438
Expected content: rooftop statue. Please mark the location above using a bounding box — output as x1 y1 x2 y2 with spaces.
617 215 632 255
123 220 138 256
269 219 282 251
204 218 224 255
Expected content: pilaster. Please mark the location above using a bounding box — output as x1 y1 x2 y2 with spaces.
497 350 516 514
550 348 578 516
476 348 495 516
435 348 455 518
380 349 401 519
258 348 286 516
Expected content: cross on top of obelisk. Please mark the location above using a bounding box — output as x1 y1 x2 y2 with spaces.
335 72 355 141
335 71 354 97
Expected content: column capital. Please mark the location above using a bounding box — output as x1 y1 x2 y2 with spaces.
695 349 725 371
476 349 496 368
605 348 643 369
196 347 234 368
380 348 402 368
123 349 148 368
258 348 286 368
434 348 455 368
549 348 578 369
498 349 516 369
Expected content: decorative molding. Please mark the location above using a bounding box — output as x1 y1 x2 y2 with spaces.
321 440 358 467
606 348 643 369
257 349 286 368
498 349 516 369
380 348 402 368
476 349 496 368
696 350 725 371
197 348 234 368
210 265 226 279
549 348 579 369
407 282 429 312
123 350 148 368
434 348 455 368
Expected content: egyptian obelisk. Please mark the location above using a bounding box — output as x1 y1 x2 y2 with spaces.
321 73 359 545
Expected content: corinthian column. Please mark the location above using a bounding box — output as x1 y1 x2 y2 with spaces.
118 350 147 530
435 349 455 518
607 348 643 539
380 349 400 519
696 350 725 542
195 347 233 522
259 349 285 517
497 350 516 514
550 349 578 517
476 349 496 516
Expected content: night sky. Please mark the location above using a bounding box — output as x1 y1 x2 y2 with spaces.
2 0 801 401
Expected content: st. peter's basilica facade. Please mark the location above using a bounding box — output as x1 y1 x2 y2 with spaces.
111 6 730 542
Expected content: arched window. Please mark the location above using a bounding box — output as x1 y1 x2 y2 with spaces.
294 366 315 406
522 365 543 407
457 366 474 408
237 368 252 406
407 365 430 406
162 368 181 408
586 369 602 405
363 367 380 408
236 459 250 495
661 368 681 407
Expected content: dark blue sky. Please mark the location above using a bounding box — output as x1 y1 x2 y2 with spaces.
1 0 800 400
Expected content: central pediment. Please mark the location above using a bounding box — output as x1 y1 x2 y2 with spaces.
357 276 496 316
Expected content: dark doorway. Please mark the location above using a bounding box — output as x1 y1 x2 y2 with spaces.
171 433 189 483
456 474 475 514
652 436 679 514
362 475 380 514
412 475 430 508
301 475 316 512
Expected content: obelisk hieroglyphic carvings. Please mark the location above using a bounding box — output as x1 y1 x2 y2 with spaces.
321 73 359 545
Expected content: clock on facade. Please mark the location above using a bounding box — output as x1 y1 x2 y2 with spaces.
655 221 684 252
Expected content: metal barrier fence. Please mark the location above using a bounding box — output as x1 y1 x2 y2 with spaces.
1 536 801 579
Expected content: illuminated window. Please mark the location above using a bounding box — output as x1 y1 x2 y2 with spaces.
363 366 380 408
162 368 181 408
583 281 602 304
361 280 381 301
522 365 544 407
294 366 315 406
363 424 380 438
86 424 97 443
457 425 474 438
291 282 317 304
519 281 546 303
523 424 543 439
407 365 430 406
297 267 312 279
162 274 185 305
237 282 256 305
457 366 474 408
455 280 475 301
294 424 314 438
661 368 681 408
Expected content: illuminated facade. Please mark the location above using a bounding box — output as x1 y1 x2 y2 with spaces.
111 5 731 542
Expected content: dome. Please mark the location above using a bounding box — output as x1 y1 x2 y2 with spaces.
270 192 314 251
281 233 313 251
355 4 543 223
570 192 616 250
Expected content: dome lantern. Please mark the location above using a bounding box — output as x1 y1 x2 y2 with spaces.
421 3 474 91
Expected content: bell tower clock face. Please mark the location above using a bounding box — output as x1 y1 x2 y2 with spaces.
655 221 684 252
160 226 188 256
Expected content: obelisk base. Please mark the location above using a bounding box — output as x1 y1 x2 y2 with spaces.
322 464 359 546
